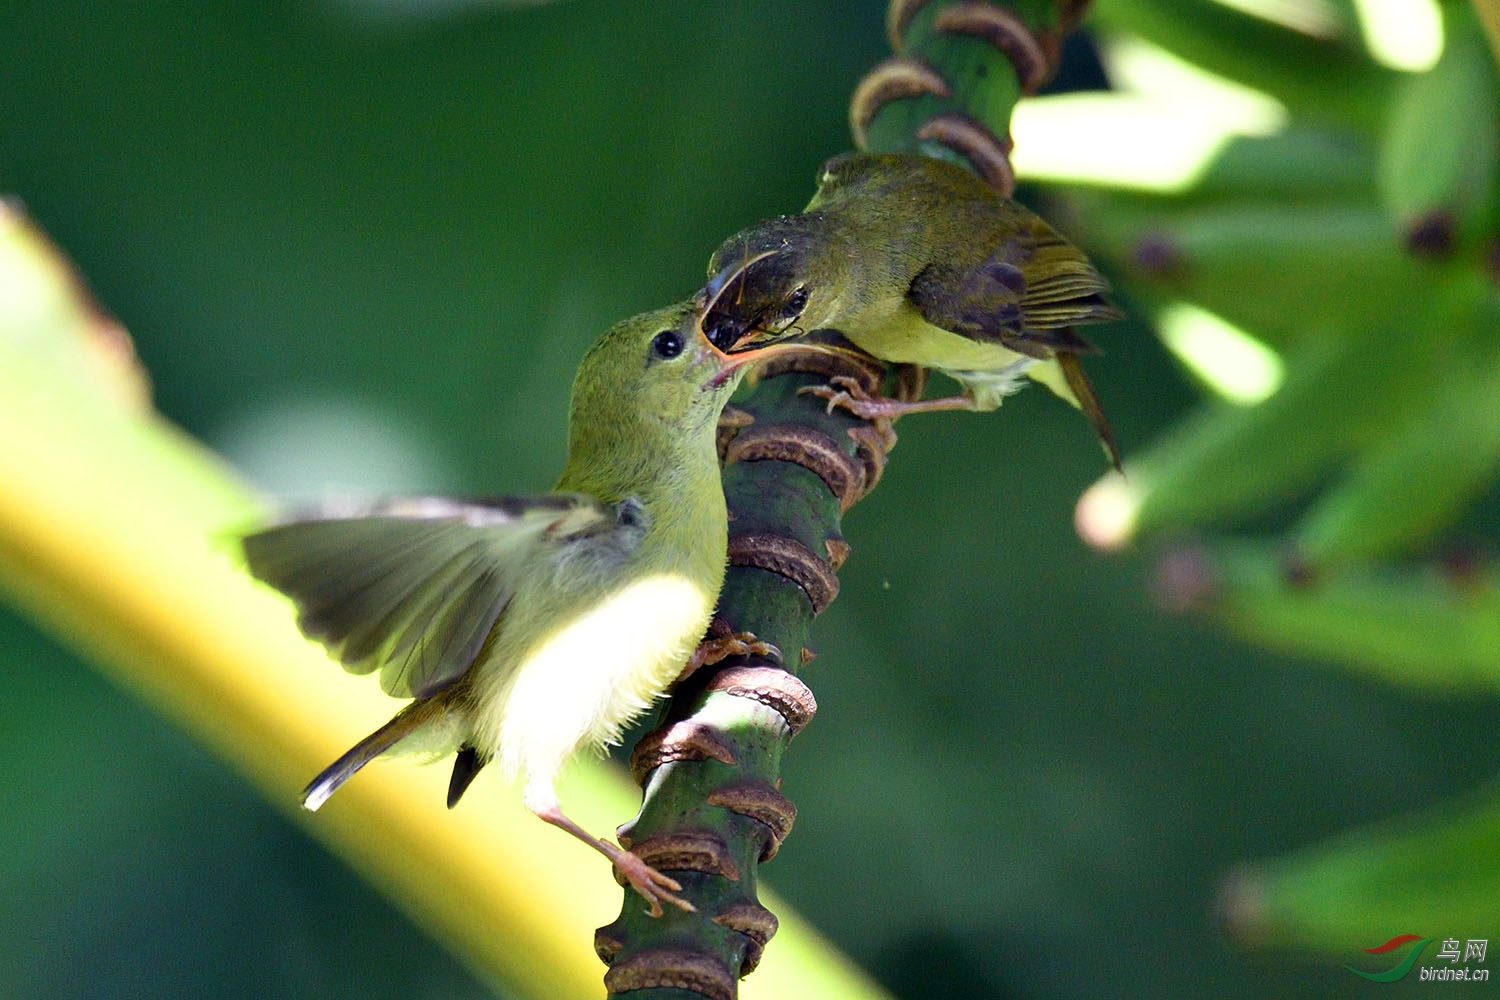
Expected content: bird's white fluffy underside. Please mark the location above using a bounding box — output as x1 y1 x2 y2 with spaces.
473 571 713 809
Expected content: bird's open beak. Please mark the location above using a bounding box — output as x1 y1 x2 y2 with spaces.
702 331 828 388
697 248 777 355
699 247 836 387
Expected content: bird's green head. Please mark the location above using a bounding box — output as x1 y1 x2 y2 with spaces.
566 298 814 457
701 217 823 351
571 303 724 433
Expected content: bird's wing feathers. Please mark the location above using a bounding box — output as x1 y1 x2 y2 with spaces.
1018 230 1122 329
908 227 1120 355
908 252 1029 344
243 494 618 699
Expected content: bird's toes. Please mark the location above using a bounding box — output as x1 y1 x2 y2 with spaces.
613 852 695 917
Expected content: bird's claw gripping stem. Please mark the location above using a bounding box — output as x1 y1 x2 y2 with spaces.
681 621 782 681
798 374 976 421
599 841 697 918
533 801 695 917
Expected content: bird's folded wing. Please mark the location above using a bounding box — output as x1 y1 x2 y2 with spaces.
242 494 614 699
1012 231 1122 330
909 242 1118 356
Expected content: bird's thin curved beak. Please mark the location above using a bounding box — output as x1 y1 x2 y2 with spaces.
702 329 843 388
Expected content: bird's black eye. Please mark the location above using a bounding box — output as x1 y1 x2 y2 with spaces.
785 286 809 317
650 329 684 359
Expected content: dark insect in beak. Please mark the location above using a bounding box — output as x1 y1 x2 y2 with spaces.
699 249 779 351
703 311 746 353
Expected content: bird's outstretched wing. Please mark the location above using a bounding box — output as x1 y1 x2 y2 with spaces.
242 494 618 699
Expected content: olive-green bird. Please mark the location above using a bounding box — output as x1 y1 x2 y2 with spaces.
702 151 1124 468
242 292 797 915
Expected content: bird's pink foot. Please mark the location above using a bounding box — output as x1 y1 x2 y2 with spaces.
681 620 782 680
599 841 696 917
799 375 975 420
533 798 695 917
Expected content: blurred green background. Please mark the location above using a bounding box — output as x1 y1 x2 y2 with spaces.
2 2 1497 997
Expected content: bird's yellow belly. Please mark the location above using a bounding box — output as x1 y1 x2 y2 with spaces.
842 309 1066 410
475 571 715 785
845 310 1026 372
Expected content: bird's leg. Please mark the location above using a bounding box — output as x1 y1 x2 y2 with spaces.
530 795 695 917
679 617 782 682
800 374 979 421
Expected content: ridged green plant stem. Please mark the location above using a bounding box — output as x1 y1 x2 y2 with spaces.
596 351 896 1000
600 2 1091 997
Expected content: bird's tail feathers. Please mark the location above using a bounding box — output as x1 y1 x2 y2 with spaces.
1058 351 1124 473
302 696 449 811
446 745 489 808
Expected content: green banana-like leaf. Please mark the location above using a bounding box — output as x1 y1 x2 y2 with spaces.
1170 540 1500 693
1293 325 1500 566
1223 783 1500 953
1063 1 1500 966
1378 0 1500 250
1078 198 1434 348
1090 0 1393 132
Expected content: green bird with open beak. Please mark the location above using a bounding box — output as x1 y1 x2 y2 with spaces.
242 286 800 916
702 151 1124 468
